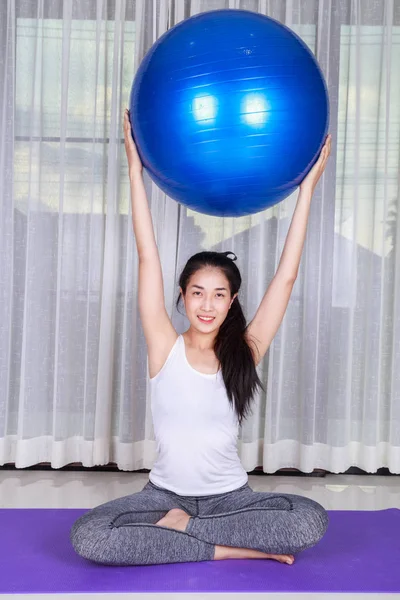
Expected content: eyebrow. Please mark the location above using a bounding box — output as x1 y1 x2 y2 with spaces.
190 284 228 291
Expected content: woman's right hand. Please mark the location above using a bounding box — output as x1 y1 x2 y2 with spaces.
124 109 143 176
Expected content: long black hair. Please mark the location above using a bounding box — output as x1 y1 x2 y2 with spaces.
176 251 264 426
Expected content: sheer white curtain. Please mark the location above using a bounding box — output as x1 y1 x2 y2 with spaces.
1 0 399 473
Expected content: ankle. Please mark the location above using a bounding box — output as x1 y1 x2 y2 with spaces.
214 545 233 560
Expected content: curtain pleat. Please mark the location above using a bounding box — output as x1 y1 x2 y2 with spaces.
0 0 399 473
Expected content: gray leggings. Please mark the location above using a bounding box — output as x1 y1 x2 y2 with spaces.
70 479 329 566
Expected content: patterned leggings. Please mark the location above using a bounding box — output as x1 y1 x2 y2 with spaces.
70 479 329 566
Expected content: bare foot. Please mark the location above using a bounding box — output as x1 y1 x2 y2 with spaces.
214 544 295 565
155 508 191 532
155 511 294 565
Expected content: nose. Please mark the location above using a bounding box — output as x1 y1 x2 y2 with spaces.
200 296 214 311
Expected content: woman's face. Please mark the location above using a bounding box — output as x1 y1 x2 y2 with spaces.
181 267 237 332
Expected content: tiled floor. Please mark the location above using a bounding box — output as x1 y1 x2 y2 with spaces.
1 469 399 600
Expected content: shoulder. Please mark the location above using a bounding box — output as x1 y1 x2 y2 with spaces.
148 331 180 379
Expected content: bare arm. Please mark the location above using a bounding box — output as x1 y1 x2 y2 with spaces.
246 135 332 364
124 110 177 366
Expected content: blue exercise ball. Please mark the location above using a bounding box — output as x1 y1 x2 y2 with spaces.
129 9 329 217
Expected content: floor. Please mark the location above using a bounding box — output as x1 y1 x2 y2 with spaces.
1 469 399 599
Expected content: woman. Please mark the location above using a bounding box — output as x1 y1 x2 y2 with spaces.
70 110 332 567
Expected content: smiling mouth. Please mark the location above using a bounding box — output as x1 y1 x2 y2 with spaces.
197 316 215 323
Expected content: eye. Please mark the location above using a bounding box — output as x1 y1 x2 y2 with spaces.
216 293 224 298
193 291 201 296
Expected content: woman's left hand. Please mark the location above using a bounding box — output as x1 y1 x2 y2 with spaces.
299 133 332 195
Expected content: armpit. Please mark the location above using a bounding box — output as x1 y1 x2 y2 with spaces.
244 329 262 366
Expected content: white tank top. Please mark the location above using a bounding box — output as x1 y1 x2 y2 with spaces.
148 334 248 496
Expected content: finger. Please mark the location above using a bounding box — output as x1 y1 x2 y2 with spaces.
125 120 134 140
124 128 133 149
123 115 133 136
123 110 132 128
125 126 135 148
318 152 328 169
321 154 330 169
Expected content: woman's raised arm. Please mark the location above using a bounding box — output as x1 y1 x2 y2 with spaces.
246 134 332 365
123 110 177 369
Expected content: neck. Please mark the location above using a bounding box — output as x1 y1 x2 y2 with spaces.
183 327 218 350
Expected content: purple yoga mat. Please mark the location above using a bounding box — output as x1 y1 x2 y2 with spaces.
0 508 399 593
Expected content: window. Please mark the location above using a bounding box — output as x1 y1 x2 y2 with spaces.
15 17 135 216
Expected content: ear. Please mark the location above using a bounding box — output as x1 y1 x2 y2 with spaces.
179 288 185 306
229 293 238 308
